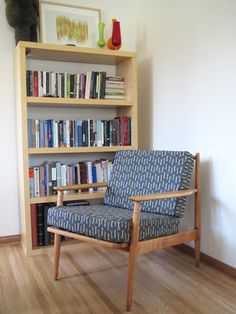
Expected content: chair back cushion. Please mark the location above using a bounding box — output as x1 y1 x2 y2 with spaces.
104 150 194 217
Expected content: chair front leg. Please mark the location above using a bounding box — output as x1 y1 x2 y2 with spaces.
54 233 61 280
127 202 141 311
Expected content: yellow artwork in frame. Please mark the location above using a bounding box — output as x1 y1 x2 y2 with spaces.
39 1 101 47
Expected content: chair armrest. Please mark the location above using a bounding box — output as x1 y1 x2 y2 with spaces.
55 182 108 206
54 182 108 191
129 189 198 203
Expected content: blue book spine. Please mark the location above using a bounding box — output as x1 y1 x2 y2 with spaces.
92 164 97 183
47 119 53 147
44 162 49 196
28 119 33 148
63 121 67 146
74 121 78 147
39 120 45 148
72 165 76 184
56 161 61 186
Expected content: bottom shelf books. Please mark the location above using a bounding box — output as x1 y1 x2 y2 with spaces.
31 200 89 247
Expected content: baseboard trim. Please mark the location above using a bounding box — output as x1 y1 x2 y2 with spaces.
0 234 20 245
176 244 236 278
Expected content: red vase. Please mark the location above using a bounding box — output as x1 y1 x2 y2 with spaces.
112 21 121 50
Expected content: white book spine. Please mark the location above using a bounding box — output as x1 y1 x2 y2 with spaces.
33 167 40 197
35 119 39 148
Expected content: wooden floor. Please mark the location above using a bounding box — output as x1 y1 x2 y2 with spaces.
0 243 236 314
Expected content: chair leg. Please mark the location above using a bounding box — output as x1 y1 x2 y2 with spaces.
54 233 61 280
126 242 139 311
195 235 200 268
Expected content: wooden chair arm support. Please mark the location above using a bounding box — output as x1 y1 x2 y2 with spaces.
55 182 108 206
129 188 198 203
54 182 108 191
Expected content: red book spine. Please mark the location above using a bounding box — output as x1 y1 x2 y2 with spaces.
79 162 88 192
34 71 38 97
123 115 128 145
30 204 37 248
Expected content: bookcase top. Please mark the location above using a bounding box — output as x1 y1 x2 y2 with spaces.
16 41 136 65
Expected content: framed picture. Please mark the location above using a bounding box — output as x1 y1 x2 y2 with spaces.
39 1 101 47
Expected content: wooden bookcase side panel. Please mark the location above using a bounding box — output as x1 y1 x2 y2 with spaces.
117 57 138 149
15 46 32 255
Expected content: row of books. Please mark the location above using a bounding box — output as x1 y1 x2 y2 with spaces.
29 159 113 198
31 201 89 247
28 116 131 148
26 70 126 100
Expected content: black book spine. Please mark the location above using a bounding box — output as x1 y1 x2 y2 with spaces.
112 119 117 146
106 120 111 146
90 120 94 146
100 71 107 99
70 120 75 147
37 204 45 246
82 120 88 147
26 70 30 96
61 73 65 98
46 72 50 94
70 74 74 98
43 203 51 246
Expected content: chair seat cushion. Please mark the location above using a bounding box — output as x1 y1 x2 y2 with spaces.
47 205 180 243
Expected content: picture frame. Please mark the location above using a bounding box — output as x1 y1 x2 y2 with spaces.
39 1 101 47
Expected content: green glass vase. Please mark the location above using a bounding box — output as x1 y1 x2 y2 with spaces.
97 22 106 48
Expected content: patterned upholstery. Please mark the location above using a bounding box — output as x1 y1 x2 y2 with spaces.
48 150 195 242
47 205 180 243
104 150 194 217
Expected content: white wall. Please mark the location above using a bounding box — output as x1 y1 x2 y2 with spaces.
1 0 236 268
136 0 236 268
0 0 20 236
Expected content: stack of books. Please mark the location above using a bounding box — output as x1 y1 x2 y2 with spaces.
105 76 126 99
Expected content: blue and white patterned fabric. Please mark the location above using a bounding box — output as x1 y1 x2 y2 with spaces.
48 150 195 242
104 150 194 217
47 205 180 243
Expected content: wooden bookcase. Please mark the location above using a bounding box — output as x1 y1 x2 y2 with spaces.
15 41 138 256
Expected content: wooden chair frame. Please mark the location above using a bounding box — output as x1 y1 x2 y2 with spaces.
48 153 201 311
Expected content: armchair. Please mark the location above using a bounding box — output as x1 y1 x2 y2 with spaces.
47 150 201 311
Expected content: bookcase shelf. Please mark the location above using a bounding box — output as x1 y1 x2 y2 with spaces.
15 41 138 256
30 191 105 204
27 97 133 108
29 145 135 155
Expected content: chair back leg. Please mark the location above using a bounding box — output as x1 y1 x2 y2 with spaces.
54 233 61 280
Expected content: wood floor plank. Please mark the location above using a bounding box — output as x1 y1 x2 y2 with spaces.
0 243 236 313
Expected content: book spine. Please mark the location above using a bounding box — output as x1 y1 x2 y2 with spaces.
29 168 34 198
36 204 44 246
34 71 38 97
33 166 40 197
30 204 37 247
43 204 51 246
